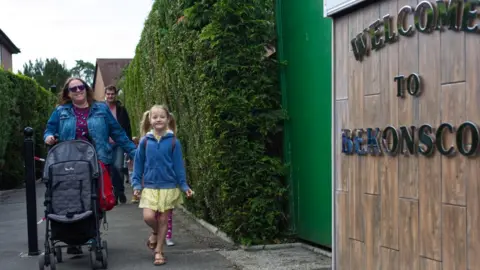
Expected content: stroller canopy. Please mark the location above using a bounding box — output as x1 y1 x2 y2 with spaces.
43 140 99 180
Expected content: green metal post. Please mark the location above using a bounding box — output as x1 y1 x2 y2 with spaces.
275 0 297 234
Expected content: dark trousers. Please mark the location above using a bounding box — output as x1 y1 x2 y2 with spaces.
110 145 125 196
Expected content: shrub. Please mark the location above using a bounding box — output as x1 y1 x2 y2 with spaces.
122 0 287 245
0 69 56 189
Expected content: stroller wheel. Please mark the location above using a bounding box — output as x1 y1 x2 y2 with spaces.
54 247 62 263
101 241 108 268
102 240 108 257
38 254 45 270
48 253 57 270
89 249 102 270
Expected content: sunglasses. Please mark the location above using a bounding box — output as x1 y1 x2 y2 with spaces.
68 85 86 92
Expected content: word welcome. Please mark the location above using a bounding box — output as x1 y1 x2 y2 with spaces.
351 0 480 61
341 121 480 157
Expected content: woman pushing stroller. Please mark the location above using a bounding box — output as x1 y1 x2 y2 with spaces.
44 77 137 254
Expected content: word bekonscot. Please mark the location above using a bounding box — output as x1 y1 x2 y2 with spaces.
341 121 480 157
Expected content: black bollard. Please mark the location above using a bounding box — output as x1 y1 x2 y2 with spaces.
24 127 39 256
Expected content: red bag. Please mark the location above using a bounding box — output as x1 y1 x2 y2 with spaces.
98 161 116 211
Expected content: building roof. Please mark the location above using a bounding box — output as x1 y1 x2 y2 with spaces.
0 29 20 54
92 58 132 89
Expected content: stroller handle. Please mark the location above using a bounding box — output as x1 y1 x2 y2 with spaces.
45 134 97 152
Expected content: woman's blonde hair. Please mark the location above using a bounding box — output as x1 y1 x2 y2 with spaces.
139 104 177 137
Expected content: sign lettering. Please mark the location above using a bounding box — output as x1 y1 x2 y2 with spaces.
341 121 480 157
351 0 480 61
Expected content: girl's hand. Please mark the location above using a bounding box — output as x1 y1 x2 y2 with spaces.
133 190 141 197
185 189 194 198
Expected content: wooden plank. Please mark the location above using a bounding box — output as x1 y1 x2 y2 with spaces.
465 30 480 270
379 0 399 126
419 258 442 270
379 0 399 251
336 100 350 191
418 17 442 261
348 11 365 242
442 205 467 270
380 155 398 249
466 159 480 270
399 199 419 270
347 11 364 128
336 192 350 270
363 95 380 194
441 83 466 206
349 155 365 241
335 16 349 100
350 240 366 270
418 154 442 260
397 0 419 199
335 16 350 196
337 101 350 191
362 4 380 96
380 247 399 270
364 194 381 270
361 2 381 198
440 23 465 83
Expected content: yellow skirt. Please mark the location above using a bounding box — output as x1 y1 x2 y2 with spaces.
138 188 184 212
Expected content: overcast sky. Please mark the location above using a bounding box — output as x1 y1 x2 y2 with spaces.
0 0 153 72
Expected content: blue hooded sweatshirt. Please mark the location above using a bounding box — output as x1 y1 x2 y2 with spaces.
131 131 190 192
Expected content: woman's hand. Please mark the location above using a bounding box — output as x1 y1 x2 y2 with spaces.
45 135 57 145
185 189 194 198
133 189 141 197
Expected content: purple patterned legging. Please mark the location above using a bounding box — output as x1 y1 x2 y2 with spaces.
166 211 173 240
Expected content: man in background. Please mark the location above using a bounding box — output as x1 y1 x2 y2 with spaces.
105 85 132 204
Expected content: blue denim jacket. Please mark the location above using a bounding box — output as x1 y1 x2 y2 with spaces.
43 102 136 164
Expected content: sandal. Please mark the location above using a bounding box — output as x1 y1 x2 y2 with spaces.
153 252 166 266
147 232 157 250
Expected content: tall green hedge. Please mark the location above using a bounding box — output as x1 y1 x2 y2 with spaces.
123 0 287 245
0 69 56 189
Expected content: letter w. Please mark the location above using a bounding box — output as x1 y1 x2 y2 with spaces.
351 32 369 61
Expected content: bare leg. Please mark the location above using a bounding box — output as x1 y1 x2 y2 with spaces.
166 211 173 240
154 209 170 264
143 208 158 248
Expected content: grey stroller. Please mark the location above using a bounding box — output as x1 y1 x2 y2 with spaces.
39 140 108 270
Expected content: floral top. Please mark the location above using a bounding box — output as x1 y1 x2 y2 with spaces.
73 106 90 141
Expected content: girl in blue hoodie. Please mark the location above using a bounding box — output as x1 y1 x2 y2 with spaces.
131 105 193 266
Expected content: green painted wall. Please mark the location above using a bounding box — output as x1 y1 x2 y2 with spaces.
276 0 332 246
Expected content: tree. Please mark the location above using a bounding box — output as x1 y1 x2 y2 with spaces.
70 60 95 86
116 64 130 103
22 58 72 92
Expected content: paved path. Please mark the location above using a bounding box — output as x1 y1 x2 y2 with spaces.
0 183 237 270
0 183 331 270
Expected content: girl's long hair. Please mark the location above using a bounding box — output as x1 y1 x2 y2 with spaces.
139 104 177 137
139 110 151 137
